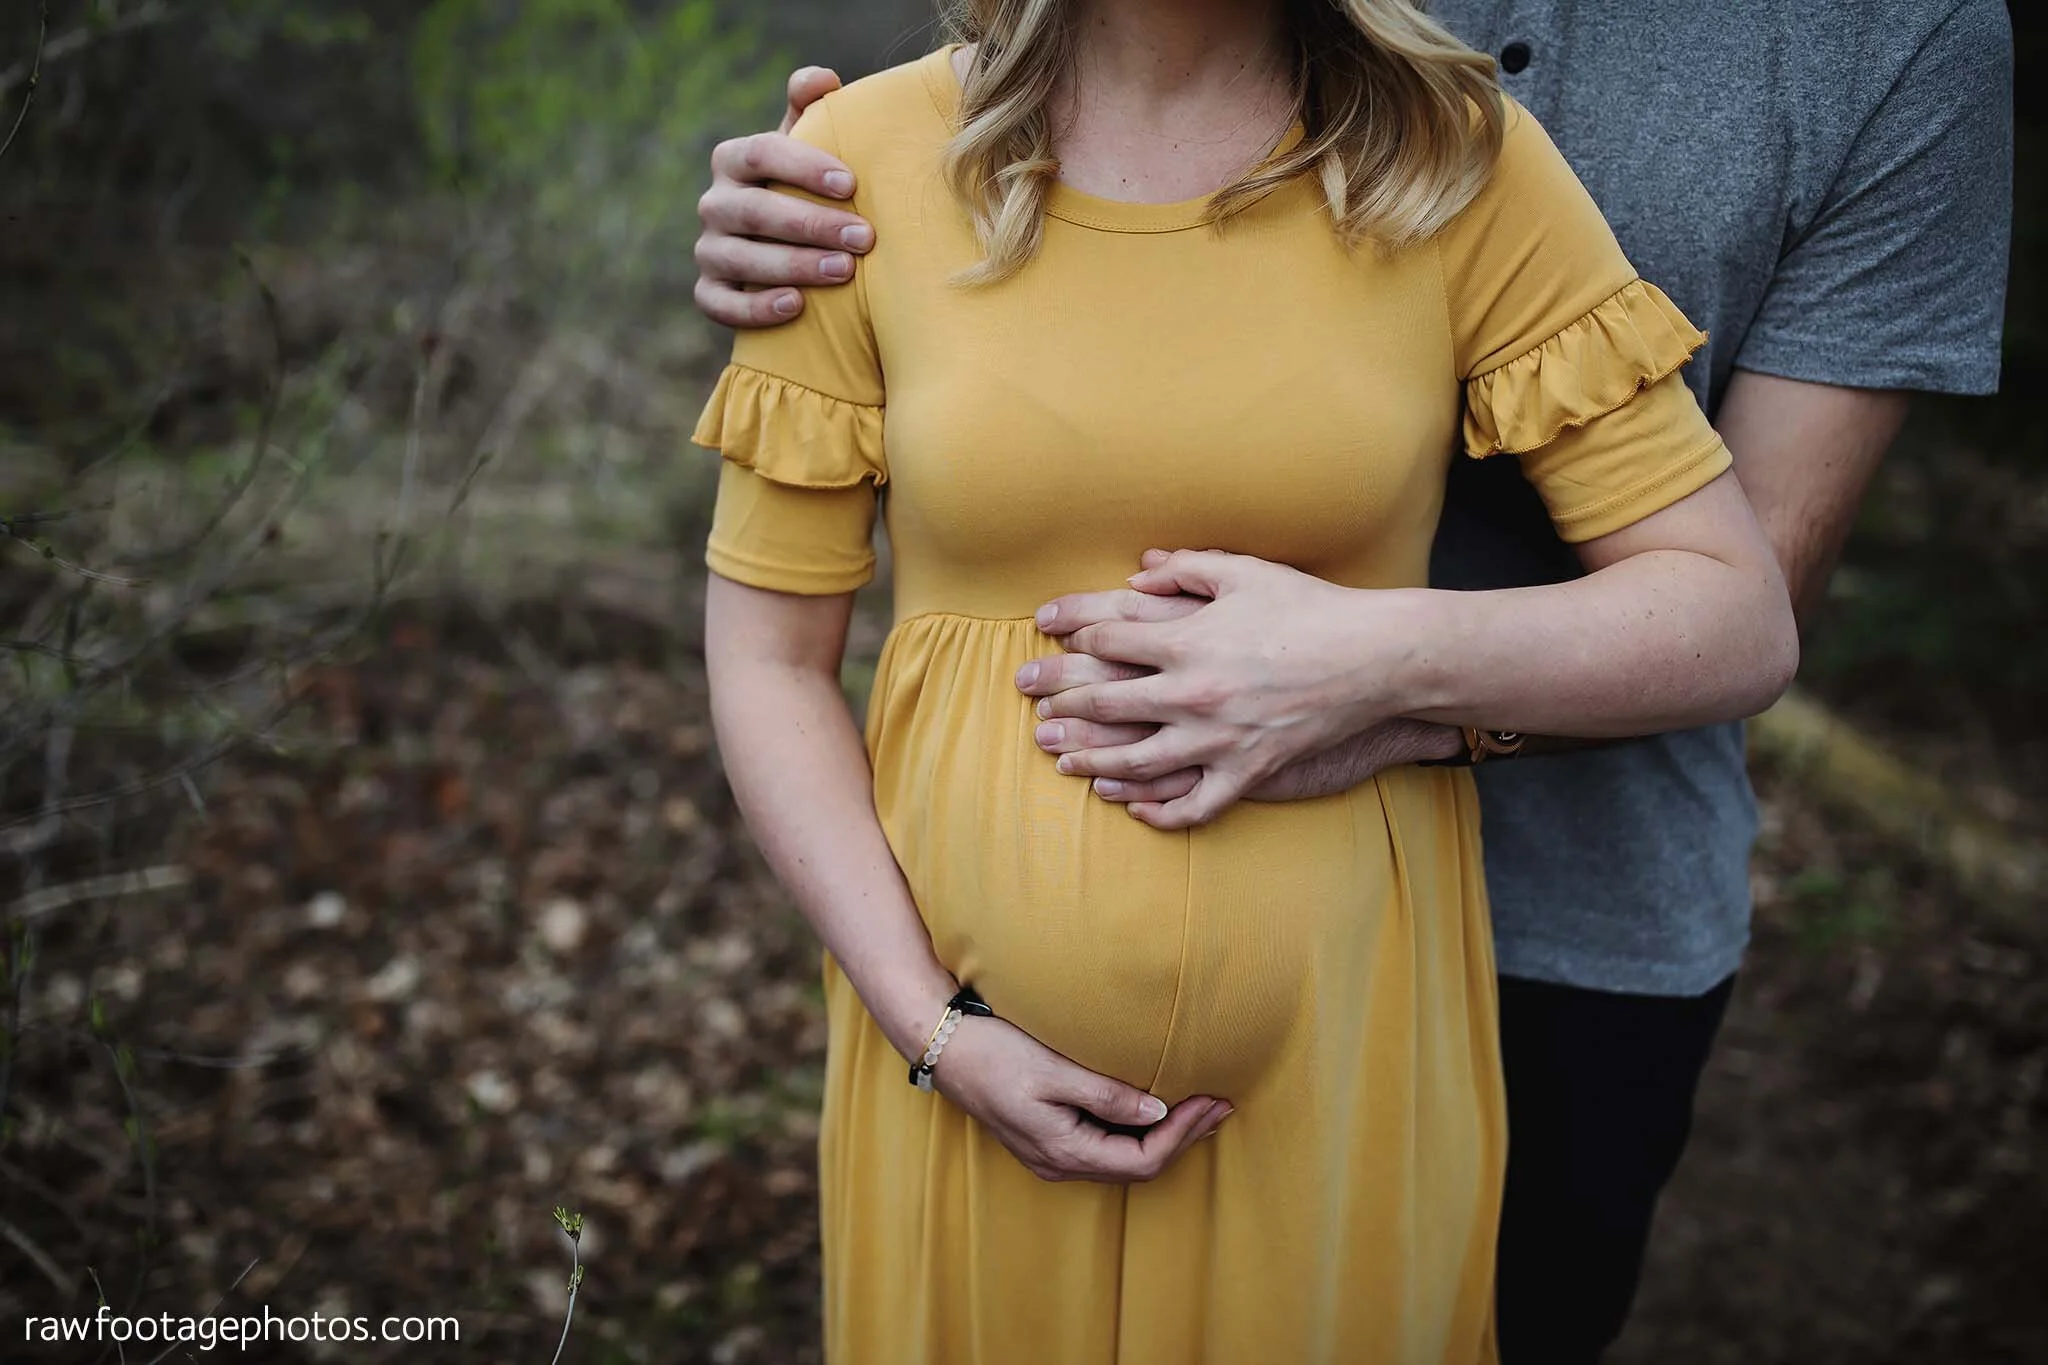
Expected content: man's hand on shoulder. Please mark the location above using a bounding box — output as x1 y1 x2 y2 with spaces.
693 66 879 329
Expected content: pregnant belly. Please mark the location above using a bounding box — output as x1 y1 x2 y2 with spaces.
865 616 1406 1100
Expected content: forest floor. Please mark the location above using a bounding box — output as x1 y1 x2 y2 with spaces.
4 4 2044 1353
2 576 2042 1364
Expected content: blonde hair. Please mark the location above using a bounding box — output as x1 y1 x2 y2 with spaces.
939 0 1506 284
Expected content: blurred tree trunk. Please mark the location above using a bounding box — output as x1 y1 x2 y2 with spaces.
1752 688 2045 939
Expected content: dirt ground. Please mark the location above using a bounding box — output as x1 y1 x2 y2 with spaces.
2 587 2043 1363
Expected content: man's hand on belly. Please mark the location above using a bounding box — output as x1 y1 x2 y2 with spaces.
1019 550 1447 830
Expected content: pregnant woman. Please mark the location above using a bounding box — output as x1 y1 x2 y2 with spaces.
697 2 1798 1361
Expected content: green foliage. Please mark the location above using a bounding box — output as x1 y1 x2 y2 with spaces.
411 0 779 318
201 0 376 61
1787 866 1895 954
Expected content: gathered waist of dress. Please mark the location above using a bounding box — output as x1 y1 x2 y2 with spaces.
885 550 1431 626
888 570 1128 627
869 611 1068 701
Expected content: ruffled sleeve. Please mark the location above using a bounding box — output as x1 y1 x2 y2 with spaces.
1437 101 1732 543
1458 280 1731 543
1462 278 1704 459
692 365 886 595
689 96 888 595
693 364 887 490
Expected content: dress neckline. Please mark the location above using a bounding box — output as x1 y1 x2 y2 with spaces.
917 44 1308 236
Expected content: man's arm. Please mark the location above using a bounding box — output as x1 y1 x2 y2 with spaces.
1485 371 1906 760
1034 464 1799 829
1715 371 1908 624
1024 374 1907 805
693 67 878 328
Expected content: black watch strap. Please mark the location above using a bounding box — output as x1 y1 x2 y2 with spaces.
950 983 996 1018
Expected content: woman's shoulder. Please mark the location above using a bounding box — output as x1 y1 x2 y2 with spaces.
1467 93 1575 205
791 48 955 169
1437 92 1619 266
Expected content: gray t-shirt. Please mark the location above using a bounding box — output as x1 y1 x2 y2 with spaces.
1425 0 2014 994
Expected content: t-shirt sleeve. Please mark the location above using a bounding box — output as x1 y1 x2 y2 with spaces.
1735 0 2013 395
1438 102 1731 543
690 100 886 594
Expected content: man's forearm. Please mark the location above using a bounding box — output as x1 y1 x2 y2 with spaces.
1385 525 1797 738
1418 374 1906 764
1256 718 1463 798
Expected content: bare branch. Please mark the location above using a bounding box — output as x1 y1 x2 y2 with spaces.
1 638 93 666
127 249 288 571
0 506 113 531
0 1157 92 1238
92 1028 161 1308
0 434 325 771
0 2 180 104
1 708 253 847
137 1258 260 1365
0 724 68 1148
0 527 148 586
86 1267 128 1365
9 1019 316 1075
6 866 190 924
0 1 47 163
0 1211 75 1298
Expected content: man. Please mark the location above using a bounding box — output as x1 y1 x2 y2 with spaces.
690 2 2013 1357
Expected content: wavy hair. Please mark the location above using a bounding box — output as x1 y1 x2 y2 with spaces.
939 0 1506 284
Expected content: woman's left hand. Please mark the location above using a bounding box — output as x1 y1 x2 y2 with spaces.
1028 549 1413 830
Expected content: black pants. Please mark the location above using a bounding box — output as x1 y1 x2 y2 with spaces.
1494 972 1736 1364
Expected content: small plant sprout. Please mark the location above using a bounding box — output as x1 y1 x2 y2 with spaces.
548 1206 586 1365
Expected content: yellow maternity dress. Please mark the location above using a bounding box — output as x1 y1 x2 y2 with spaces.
693 48 1730 1365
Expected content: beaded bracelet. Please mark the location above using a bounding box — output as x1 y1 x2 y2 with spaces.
908 984 995 1091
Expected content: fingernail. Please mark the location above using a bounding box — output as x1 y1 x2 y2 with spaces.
1139 1096 1168 1123
1035 721 1064 746
1055 754 1075 774
840 223 874 250
823 170 855 197
1015 661 1039 688
1094 778 1124 797
772 292 801 317
1034 605 1057 629
1035 698 1051 720
821 252 853 280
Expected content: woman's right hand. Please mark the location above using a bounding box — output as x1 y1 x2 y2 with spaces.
931 1015 1232 1184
